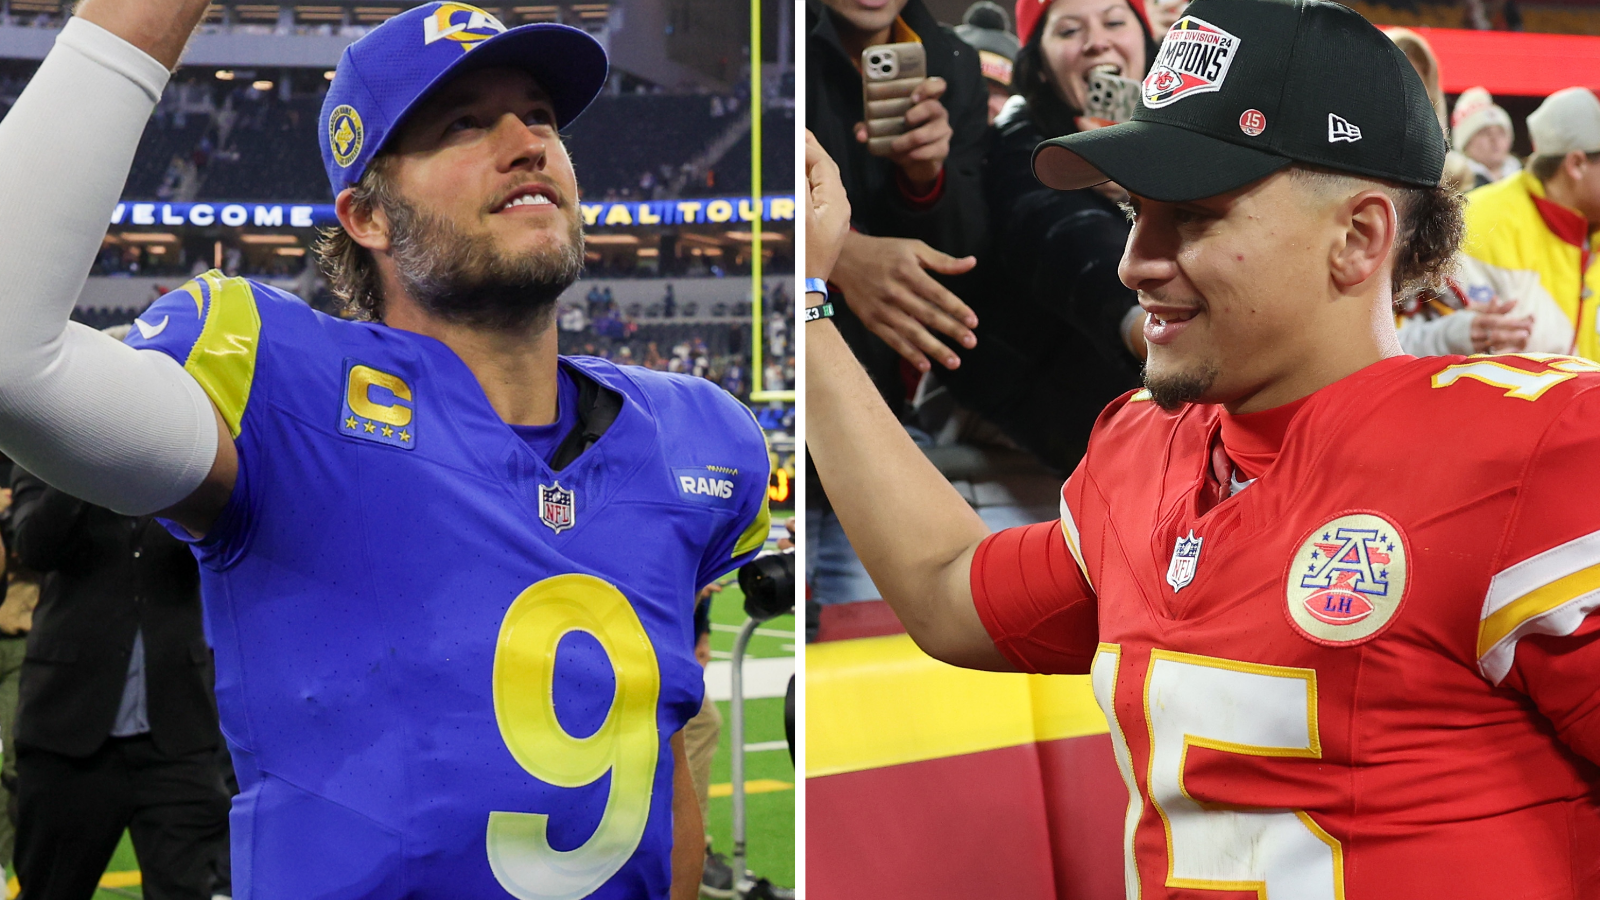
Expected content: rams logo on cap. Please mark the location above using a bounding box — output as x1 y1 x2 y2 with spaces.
328 105 363 168
423 2 507 53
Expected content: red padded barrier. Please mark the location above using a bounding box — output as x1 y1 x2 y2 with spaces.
806 736 1127 899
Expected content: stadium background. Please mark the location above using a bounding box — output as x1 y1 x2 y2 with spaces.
804 3 1600 900
0 0 796 894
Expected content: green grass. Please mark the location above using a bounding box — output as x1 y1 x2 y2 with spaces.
85 579 796 896
704 581 796 889
91 833 139 899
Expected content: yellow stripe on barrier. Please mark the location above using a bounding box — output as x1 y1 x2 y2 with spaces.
805 633 1108 778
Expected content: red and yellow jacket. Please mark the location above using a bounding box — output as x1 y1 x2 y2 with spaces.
1458 170 1600 360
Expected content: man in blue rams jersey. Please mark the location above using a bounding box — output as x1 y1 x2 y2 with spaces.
0 1 771 898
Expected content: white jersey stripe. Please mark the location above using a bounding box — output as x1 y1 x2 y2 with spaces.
1478 527 1600 684
1060 490 1093 591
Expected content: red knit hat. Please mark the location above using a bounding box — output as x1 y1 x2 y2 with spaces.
1015 0 1150 45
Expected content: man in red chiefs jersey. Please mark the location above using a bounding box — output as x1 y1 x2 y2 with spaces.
804 0 1600 895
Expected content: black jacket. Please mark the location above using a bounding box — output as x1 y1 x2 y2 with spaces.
936 99 1142 470
805 0 990 416
9 469 217 758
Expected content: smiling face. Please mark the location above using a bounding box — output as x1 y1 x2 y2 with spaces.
1118 171 1395 412
1037 0 1146 115
819 0 910 41
369 66 585 329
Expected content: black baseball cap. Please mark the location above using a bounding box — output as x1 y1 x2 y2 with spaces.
1033 0 1446 202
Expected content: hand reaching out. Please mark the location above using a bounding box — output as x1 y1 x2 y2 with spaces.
829 233 977 372
1467 297 1533 354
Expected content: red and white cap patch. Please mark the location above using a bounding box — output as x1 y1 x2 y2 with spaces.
1143 16 1240 109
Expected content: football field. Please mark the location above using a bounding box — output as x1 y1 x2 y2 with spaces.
12 576 795 899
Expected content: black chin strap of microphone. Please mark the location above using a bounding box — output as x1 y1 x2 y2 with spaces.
549 368 622 471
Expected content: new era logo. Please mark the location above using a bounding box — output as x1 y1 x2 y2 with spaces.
1328 113 1362 143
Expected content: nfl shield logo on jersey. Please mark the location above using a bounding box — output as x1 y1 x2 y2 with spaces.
1166 530 1203 592
539 482 575 534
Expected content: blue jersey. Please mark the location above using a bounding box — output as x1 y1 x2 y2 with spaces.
126 271 772 899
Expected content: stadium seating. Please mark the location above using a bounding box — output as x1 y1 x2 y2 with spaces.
199 94 329 200
563 93 737 199
703 104 795 197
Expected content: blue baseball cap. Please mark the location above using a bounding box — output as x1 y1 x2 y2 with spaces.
318 2 608 197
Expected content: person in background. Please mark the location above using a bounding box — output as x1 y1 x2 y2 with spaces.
953 1 1020 125
1385 27 1476 191
0 466 32 873
1385 27 1447 130
1146 0 1186 32
807 0 989 604
1453 86 1521 188
9 465 230 900
806 0 989 378
685 582 731 898
1456 87 1600 360
936 0 1157 469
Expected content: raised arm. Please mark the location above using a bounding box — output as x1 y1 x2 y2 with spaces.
0 0 235 535
804 132 1011 671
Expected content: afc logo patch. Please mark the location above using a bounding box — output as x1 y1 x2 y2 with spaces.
1285 511 1409 646
422 2 507 53
1143 16 1240 109
339 360 415 450
539 482 576 533
328 105 363 168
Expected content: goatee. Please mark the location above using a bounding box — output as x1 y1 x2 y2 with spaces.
385 194 585 332
1144 360 1219 411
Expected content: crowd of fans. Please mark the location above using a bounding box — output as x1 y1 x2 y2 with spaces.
805 0 1600 610
0 54 791 203
0 55 792 203
555 279 796 396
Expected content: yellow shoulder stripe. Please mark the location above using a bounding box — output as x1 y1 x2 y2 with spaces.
731 404 773 558
1478 560 1600 660
732 474 772 558
184 270 261 439
1477 527 1600 683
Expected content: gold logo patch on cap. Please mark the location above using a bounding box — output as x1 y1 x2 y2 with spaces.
329 105 363 168
1286 512 1409 646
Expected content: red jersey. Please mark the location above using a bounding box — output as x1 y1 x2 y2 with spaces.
971 354 1600 899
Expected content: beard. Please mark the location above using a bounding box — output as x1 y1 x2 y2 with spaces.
384 193 585 332
1144 358 1219 411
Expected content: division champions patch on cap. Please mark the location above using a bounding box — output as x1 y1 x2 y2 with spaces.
328 105 363 168
1142 16 1240 108
1285 512 1409 646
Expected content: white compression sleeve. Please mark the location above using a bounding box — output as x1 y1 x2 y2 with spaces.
0 17 219 515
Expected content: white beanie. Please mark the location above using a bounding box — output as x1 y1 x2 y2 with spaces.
1527 87 1600 157
1451 86 1513 153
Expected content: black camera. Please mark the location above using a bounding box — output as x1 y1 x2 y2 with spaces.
737 550 794 622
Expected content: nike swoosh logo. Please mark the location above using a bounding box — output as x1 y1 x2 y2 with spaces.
134 316 169 339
